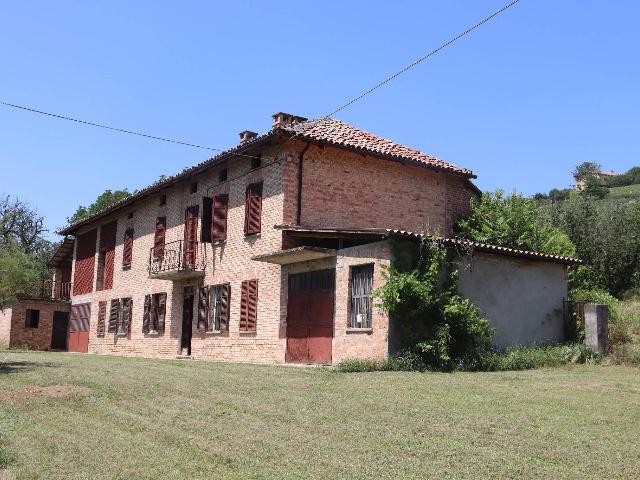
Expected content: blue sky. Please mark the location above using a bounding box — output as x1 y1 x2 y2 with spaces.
1 1 638 240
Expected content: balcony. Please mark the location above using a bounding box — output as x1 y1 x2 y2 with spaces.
148 240 206 280
40 280 72 301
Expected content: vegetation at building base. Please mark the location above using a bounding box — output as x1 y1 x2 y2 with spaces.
337 344 605 373
372 239 492 372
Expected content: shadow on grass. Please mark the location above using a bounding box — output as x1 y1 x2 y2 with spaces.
0 358 58 375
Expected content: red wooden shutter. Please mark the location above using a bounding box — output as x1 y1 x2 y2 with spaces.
211 194 229 241
97 301 106 336
122 228 134 267
108 299 119 333
244 183 263 235
73 229 97 296
183 206 199 268
240 279 258 331
99 222 117 290
154 217 166 258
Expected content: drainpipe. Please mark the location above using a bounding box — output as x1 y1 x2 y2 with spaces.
296 142 310 225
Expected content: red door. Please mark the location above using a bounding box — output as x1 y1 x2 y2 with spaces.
68 303 90 353
286 270 335 364
183 205 199 269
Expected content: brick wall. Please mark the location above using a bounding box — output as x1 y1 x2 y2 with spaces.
280 241 392 365
68 137 472 365
283 140 475 236
8 299 70 350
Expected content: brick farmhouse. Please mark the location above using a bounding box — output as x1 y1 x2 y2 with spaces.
6 113 579 363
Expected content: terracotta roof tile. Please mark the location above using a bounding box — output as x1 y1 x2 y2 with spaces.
280 118 474 177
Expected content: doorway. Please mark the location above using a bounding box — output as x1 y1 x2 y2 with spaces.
286 269 335 364
181 287 194 355
51 311 69 350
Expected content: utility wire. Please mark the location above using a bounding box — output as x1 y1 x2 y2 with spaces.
288 0 521 142
0 101 265 162
1 0 520 153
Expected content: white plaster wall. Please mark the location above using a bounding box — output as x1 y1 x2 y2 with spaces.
457 253 568 348
0 307 12 346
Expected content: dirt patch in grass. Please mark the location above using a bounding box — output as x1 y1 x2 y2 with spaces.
0 385 91 404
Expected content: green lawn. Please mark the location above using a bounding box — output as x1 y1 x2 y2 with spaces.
610 183 640 199
1 352 640 479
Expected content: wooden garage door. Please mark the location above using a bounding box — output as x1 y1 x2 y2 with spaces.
286 269 335 364
68 303 90 353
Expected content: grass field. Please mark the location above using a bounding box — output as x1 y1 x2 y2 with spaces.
609 183 640 199
1 351 640 479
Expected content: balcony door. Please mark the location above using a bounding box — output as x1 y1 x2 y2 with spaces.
183 205 199 269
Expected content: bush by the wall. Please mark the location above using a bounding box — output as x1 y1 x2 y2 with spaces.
337 344 605 373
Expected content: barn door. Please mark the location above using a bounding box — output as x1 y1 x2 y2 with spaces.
68 303 90 353
286 269 335 364
183 205 199 268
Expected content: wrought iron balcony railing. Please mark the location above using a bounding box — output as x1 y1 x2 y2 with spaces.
148 240 206 280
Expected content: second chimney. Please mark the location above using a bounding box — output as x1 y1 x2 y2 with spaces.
239 130 258 144
272 112 308 128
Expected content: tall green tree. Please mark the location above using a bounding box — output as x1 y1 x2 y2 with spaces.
67 189 130 225
455 190 576 257
573 161 601 179
0 195 54 306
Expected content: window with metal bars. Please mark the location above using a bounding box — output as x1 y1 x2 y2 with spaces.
209 284 230 332
349 264 374 329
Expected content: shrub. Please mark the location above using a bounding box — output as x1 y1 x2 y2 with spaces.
374 239 492 371
338 344 605 373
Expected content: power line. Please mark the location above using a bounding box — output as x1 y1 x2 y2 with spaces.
1 0 521 153
0 101 266 162
287 0 521 142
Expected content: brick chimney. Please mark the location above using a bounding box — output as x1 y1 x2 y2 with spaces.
239 130 258 144
272 112 308 128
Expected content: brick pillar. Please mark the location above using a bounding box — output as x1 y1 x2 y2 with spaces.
584 304 608 353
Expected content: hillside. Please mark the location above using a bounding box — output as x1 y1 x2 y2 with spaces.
610 183 640 200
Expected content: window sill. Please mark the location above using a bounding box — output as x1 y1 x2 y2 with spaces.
346 328 373 334
145 331 160 337
116 333 128 338
122 265 131 271
239 330 256 335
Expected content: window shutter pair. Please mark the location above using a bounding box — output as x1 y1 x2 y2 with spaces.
122 228 134 267
196 284 231 332
153 217 166 258
240 279 258 332
244 183 263 235
97 301 107 336
142 293 166 333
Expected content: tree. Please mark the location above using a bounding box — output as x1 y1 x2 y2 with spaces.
0 194 55 306
548 196 640 296
581 177 609 199
0 195 48 254
67 189 130 225
573 161 601 180
455 190 576 257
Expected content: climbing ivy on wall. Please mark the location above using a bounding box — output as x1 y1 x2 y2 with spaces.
373 238 492 371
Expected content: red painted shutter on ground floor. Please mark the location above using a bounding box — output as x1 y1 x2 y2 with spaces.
240 279 258 331
97 301 106 336
99 222 117 290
